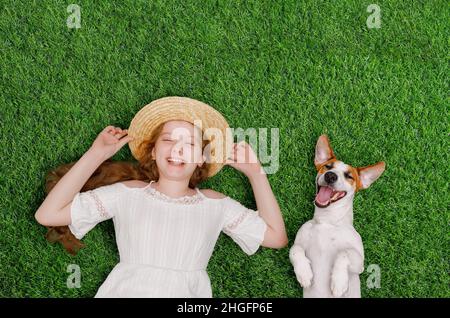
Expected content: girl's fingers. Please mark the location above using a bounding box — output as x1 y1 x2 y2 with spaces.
103 126 125 139
228 154 236 162
104 126 115 134
105 126 125 133
115 131 129 139
225 158 236 165
117 135 133 148
113 127 122 134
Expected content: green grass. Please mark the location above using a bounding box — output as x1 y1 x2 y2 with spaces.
0 0 448 297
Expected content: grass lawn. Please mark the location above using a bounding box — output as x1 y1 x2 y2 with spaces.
0 0 447 297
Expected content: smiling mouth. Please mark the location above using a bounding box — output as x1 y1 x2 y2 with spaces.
167 157 186 166
315 186 346 208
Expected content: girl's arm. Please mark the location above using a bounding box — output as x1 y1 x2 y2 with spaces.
34 126 132 226
226 141 288 249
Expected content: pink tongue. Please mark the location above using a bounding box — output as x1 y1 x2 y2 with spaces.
316 186 333 204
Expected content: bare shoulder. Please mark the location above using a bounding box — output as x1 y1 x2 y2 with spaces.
119 180 148 189
199 189 227 199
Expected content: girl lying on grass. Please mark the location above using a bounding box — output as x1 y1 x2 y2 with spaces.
35 96 287 297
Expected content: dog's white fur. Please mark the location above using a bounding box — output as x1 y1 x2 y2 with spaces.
289 136 384 298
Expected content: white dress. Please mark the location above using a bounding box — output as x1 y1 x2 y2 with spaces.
68 180 267 298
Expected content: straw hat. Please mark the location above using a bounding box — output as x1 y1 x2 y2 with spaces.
127 96 233 177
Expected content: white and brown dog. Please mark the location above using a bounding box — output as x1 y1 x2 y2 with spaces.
289 135 385 298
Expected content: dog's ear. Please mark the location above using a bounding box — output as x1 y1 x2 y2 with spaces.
357 162 385 189
314 135 335 169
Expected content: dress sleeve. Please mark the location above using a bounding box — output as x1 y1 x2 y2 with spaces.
221 197 268 255
68 182 124 240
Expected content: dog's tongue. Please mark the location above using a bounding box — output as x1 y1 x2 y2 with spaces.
316 186 333 205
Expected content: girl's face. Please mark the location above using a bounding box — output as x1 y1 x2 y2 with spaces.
152 120 205 181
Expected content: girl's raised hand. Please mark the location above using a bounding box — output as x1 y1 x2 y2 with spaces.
89 126 134 161
225 141 264 177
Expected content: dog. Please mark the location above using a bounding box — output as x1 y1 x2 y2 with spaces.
289 135 385 298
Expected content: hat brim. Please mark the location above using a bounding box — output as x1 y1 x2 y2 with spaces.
128 96 233 177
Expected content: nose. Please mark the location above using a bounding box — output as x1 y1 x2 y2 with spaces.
171 141 183 156
324 171 337 184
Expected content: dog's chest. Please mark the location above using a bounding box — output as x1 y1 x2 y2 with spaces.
306 223 353 254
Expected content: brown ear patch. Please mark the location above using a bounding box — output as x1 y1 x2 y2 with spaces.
348 165 363 191
316 158 338 173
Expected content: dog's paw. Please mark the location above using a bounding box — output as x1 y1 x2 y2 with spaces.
295 261 314 288
331 269 349 297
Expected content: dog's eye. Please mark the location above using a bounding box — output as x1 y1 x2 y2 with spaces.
325 164 333 169
344 172 354 180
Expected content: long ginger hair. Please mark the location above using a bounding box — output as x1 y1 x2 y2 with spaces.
44 122 211 255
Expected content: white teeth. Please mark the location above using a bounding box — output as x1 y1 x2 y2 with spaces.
168 158 184 163
167 158 185 165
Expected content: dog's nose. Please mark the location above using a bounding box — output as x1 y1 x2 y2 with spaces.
324 171 338 184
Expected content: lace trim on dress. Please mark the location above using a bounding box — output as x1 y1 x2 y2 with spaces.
224 209 253 231
87 191 111 218
143 181 204 205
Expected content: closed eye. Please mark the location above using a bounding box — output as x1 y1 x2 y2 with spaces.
325 164 333 169
344 172 354 180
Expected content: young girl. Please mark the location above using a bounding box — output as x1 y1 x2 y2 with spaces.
35 96 288 298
